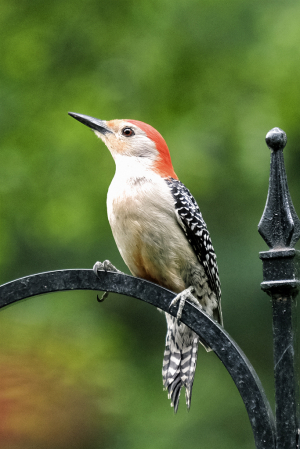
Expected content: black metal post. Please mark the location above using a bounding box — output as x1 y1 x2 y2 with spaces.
258 128 300 449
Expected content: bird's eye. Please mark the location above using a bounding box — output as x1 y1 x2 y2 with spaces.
122 127 135 137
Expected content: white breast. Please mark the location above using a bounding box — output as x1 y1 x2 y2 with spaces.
106 156 199 292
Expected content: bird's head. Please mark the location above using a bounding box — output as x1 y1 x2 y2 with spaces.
68 112 178 179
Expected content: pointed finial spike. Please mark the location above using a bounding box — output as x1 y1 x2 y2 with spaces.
259 127 300 249
265 128 287 152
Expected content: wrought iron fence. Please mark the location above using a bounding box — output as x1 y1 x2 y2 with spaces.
0 128 299 449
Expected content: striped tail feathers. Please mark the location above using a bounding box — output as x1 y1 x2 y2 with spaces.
184 336 199 410
162 342 182 412
162 330 199 412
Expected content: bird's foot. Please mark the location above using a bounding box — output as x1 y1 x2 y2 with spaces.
93 260 123 302
169 286 201 322
93 260 122 276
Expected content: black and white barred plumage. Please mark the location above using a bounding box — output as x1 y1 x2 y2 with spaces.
162 178 222 412
162 320 199 412
166 178 222 315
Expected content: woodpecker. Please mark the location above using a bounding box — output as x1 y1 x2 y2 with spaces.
68 112 222 412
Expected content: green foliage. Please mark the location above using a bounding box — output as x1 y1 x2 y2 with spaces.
0 0 300 447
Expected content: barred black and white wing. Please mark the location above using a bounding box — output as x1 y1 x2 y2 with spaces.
165 177 222 323
162 177 222 412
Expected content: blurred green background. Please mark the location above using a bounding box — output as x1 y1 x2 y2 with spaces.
1 0 300 447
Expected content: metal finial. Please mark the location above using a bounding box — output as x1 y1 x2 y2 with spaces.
258 128 300 249
265 127 287 152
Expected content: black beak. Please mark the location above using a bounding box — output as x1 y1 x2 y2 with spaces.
68 112 113 135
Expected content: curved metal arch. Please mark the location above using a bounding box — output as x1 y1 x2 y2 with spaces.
0 269 275 449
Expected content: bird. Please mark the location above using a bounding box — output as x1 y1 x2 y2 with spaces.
68 112 222 412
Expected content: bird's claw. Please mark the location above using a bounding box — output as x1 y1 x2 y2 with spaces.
97 291 109 302
93 260 122 303
169 286 201 323
93 260 121 276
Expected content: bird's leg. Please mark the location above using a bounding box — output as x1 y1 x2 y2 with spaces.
93 260 124 302
169 286 202 322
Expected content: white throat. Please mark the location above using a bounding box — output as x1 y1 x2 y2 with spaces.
113 154 156 182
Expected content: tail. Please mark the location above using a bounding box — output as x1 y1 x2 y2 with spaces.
162 322 199 413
